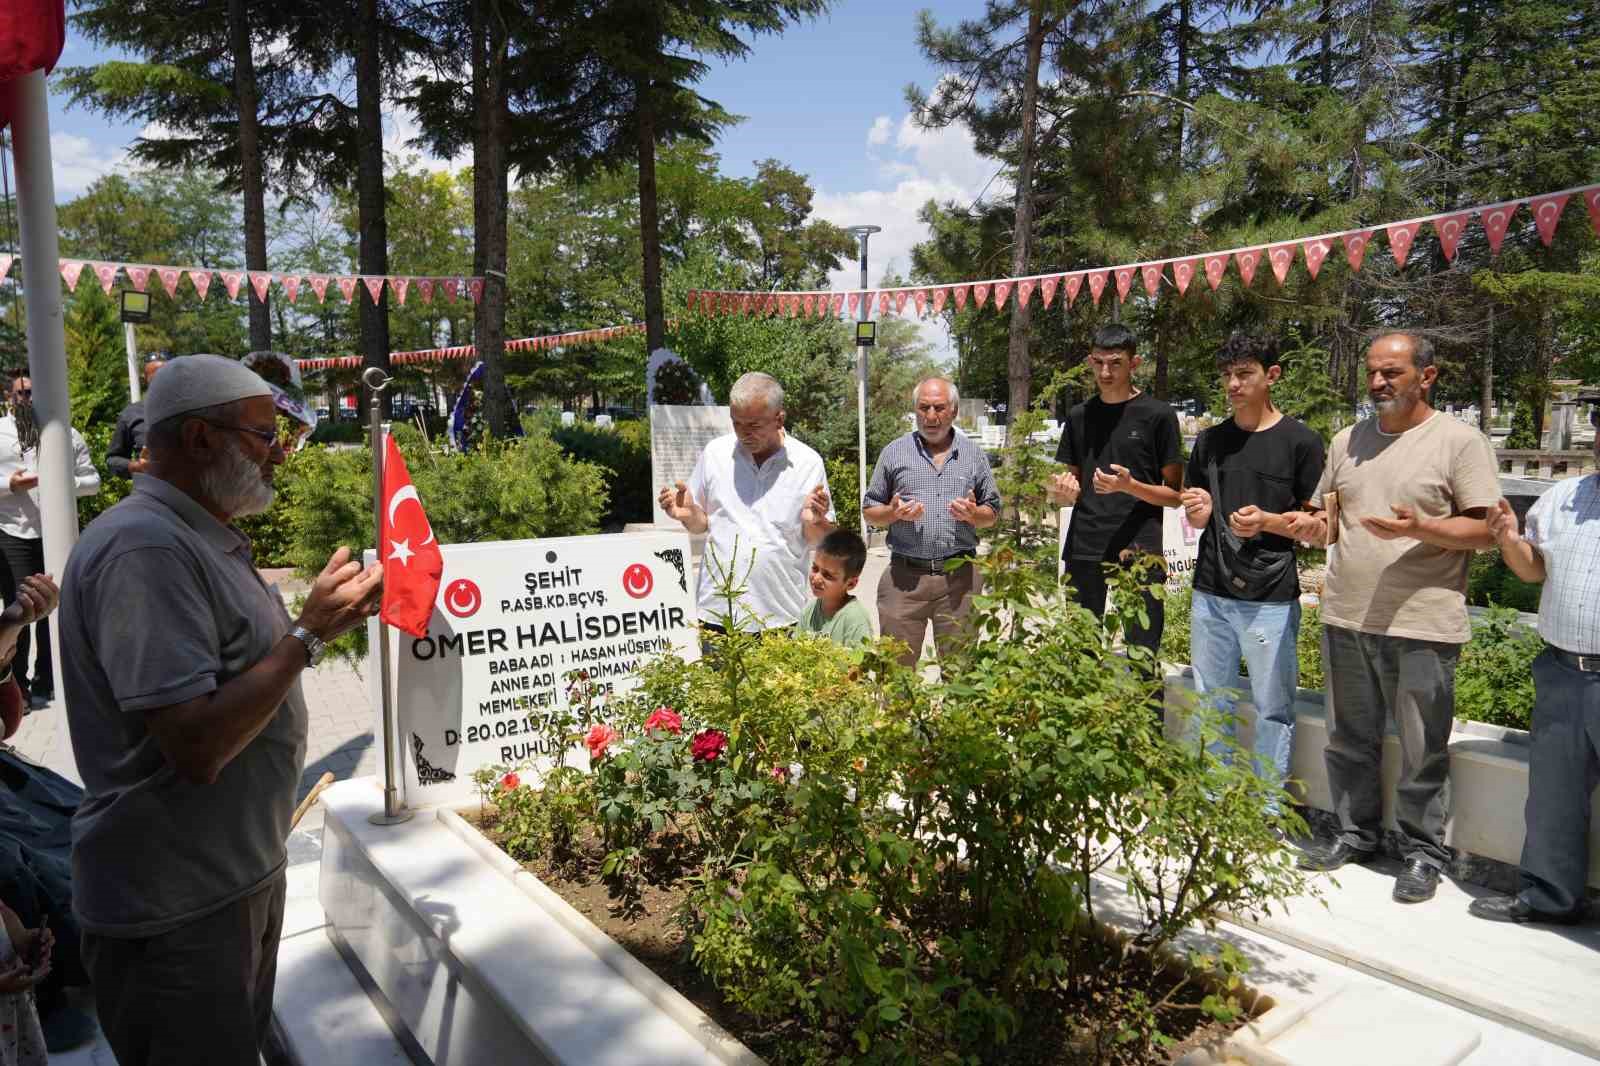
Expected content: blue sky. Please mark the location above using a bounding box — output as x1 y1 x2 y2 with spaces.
43 0 995 297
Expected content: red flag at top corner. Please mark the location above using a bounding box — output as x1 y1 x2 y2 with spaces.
379 433 443 639
0 1 68 131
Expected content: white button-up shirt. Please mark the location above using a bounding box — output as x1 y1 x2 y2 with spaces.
0 416 102 540
688 431 833 630
1525 472 1600 655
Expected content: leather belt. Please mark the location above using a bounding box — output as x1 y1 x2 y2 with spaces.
1549 645 1600 673
891 552 975 574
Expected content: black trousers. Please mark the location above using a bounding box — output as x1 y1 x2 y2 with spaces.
1064 556 1164 659
0 530 49 696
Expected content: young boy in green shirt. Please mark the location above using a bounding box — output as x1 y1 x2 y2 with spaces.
796 530 874 648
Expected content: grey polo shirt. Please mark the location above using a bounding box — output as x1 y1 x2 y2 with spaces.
865 429 1002 560
62 475 308 937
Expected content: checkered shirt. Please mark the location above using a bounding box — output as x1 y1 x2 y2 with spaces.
1524 472 1600 655
864 429 1002 559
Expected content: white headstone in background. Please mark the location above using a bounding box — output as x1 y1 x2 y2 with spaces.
560 410 576 426
368 531 699 807
649 404 733 526
594 413 613 429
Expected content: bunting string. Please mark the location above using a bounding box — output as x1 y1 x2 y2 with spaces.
685 181 1600 319
295 321 652 371
0 254 482 307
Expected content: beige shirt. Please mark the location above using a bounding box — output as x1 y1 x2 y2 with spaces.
1313 411 1500 644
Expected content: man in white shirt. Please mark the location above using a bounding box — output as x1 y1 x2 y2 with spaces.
1467 403 1600 926
0 374 101 708
658 372 835 633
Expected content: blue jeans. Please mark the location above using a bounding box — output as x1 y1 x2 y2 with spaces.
1190 591 1301 811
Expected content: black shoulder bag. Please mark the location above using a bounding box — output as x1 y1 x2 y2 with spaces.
1205 455 1295 599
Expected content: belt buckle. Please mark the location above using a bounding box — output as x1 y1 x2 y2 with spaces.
1579 654 1600 673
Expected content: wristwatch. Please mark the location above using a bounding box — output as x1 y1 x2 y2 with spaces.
288 625 327 667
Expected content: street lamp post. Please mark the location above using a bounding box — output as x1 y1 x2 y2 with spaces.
846 225 880 540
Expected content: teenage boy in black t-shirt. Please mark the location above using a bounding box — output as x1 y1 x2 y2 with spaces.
1050 324 1183 661
1178 334 1324 811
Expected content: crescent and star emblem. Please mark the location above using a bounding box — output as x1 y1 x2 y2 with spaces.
444 579 482 618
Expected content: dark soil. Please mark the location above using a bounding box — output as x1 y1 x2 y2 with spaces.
469 811 1243 1065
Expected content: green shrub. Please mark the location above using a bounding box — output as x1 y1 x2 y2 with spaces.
1455 607 1541 731
1467 548 1542 613
309 419 367 445
553 419 651 528
824 455 861 535
75 421 133 530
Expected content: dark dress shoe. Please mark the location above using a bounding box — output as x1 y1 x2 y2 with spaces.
1393 858 1441 903
1468 894 1586 925
1296 839 1376 872
28 692 49 711
41 1003 97 1052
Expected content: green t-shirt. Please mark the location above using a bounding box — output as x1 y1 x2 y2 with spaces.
796 596 874 648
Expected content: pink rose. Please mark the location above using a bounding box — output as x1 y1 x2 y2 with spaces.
690 729 728 762
769 765 788 782
586 724 621 761
643 706 683 736
499 771 521 791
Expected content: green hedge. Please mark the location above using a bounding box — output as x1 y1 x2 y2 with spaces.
1162 584 1535 730
552 419 651 529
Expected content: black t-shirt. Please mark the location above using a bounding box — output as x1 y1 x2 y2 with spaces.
1185 415 1325 601
1056 393 1182 562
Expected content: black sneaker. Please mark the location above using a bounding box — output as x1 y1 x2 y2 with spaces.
1393 858 1441 903
1468 894 1586 925
28 691 49 711
1296 839 1376 872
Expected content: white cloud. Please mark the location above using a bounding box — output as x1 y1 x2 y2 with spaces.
811 114 996 366
48 132 131 197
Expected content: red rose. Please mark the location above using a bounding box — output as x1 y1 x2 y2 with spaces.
586 724 621 761
499 771 521 791
690 729 728 762
643 706 683 735
769 765 788 782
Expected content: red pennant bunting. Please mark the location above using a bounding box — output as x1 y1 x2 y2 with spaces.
1040 275 1059 307
1173 258 1198 295
952 286 968 310
1302 240 1331 280
418 278 435 305
190 269 212 300
763 294 777 315
337 275 359 302
1342 229 1374 272
468 278 485 304
1204 255 1227 289
993 280 1012 309
685 290 699 311
890 290 908 315
126 265 150 292
1528 194 1569 246
1386 220 1419 268
392 277 409 306
1065 273 1084 305
831 293 845 316
1087 271 1107 306
250 272 272 304
0 255 9 282
933 287 948 314
848 292 860 315
94 262 118 295
1268 243 1295 285
802 293 816 316
973 283 990 308
309 275 329 303
914 289 928 316
1433 213 1471 261
60 260 84 292
441 278 458 304
1114 267 1134 300
219 270 244 300
362 276 385 304
1140 263 1162 297
872 291 887 314
283 275 301 304
1584 188 1600 238
738 293 752 314
1234 249 1261 287
158 267 181 298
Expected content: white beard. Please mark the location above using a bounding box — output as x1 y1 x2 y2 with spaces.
200 440 275 518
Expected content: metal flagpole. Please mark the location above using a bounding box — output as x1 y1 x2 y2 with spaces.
125 322 141 402
364 365 411 826
847 225 880 539
4 71 77 705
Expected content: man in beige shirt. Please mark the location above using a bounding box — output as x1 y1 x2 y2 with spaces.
1284 332 1499 904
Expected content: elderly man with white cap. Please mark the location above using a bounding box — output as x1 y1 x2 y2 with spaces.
60 354 384 1066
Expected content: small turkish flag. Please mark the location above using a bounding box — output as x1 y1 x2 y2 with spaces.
379 433 443 638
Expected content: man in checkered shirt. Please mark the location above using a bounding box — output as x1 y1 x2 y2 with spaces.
1468 400 1600 926
863 378 1000 665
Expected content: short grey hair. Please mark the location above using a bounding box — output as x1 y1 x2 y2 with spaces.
1376 331 1436 370
912 377 960 406
729 371 784 413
